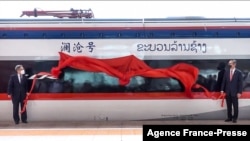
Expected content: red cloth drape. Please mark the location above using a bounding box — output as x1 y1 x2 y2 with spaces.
51 52 204 98
21 52 212 113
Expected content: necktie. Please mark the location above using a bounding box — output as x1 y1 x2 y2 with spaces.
230 70 233 81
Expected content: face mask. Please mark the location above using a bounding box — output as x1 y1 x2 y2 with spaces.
20 70 25 74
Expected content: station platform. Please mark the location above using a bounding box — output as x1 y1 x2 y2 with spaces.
0 120 250 141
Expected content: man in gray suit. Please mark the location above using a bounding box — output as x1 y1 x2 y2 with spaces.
221 59 243 123
7 65 29 124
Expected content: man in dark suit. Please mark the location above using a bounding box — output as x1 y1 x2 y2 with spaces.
7 65 29 124
221 59 243 123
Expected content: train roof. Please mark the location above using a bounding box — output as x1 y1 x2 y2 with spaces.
1 17 250 24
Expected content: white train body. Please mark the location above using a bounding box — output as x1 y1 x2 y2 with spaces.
0 18 250 121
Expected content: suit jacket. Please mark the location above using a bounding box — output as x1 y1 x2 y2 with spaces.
7 74 28 100
221 68 243 96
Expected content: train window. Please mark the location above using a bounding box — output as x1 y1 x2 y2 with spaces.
31 67 184 93
5 59 250 94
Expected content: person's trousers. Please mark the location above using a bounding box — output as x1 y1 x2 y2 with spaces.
225 94 238 120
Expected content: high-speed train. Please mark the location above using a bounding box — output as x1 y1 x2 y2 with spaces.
0 18 250 121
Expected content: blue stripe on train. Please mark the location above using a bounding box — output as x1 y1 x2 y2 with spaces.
1 29 250 39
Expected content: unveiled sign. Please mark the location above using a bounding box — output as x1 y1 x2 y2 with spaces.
0 38 249 60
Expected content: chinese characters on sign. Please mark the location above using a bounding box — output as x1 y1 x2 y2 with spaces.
60 40 208 54
137 40 207 53
61 41 96 53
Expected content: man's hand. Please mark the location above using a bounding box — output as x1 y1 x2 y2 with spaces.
237 93 241 98
7 95 11 98
26 93 30 96
220 91 225 96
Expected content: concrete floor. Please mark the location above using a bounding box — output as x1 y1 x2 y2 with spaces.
1 120 250 129
0 120 249 141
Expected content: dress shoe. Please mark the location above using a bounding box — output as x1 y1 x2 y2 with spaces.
232 120 237 123
22 121 28 124
15 122 19 125
225 119 232 122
